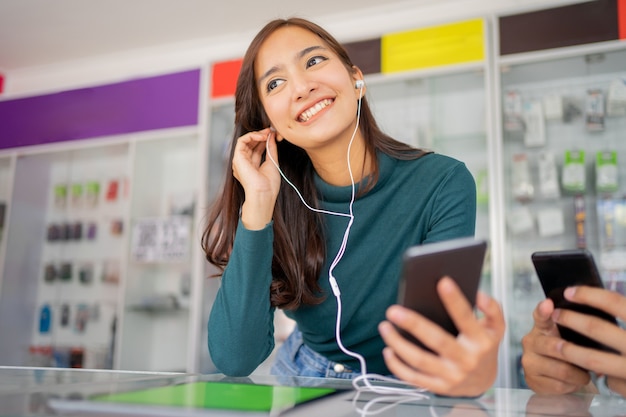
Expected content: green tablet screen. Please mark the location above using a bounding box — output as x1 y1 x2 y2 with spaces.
91 381 339 413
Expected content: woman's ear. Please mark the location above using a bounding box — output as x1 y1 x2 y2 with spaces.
352 66 366 99
270 126 284 142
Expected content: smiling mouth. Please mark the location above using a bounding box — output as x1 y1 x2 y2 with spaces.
298 99 333 122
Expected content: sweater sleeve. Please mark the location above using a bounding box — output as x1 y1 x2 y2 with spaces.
207 220 276 376
425 162 477 243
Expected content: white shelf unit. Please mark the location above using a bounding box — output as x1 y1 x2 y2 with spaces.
0 124 209 373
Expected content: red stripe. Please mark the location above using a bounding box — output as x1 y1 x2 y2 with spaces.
211 59 243 98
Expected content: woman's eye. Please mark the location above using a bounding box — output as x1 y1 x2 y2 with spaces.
267 79 284 92
306 56 326 68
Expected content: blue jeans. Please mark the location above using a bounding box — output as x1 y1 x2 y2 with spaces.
270 328 358 379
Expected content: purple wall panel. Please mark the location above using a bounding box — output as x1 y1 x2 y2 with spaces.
0 69 200 149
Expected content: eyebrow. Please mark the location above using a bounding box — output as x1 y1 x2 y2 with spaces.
257 45 328 86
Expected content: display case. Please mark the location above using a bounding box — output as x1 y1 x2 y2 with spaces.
0 130 208 372
497 41 626 387
0 143 130 369
0 68 206 373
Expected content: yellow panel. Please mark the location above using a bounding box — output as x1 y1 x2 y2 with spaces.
382 19 484 73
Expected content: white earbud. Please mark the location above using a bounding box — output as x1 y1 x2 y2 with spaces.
355 79 365 89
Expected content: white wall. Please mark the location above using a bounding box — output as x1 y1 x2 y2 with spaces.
4 0 587 97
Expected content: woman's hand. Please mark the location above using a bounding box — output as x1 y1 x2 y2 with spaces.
232 128 282 230
550 286 626 397
521 287 626 397
520 298 594 394
378 277 505 397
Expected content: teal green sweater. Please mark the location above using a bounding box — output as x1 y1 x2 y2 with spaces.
208 152 476 376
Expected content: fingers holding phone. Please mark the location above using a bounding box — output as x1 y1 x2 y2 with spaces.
383 237 504 396
524 249 626 396
380 276 504 397
521 300 593 395
554 286 626 396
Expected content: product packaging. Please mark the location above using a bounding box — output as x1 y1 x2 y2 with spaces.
504 90 524 132
512 153 534 202
523 100 546 146
537 151 560 199
585 89 605 131
562 150 586 193
574 195 586 249
596 150 618 193
542 94 563 120
607 78 626 116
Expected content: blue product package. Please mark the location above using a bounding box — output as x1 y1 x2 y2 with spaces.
39 304 51 333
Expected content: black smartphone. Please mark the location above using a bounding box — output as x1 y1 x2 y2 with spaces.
531 249 619 353
397 237 487 352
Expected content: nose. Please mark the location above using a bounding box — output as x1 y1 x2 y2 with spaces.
292 75 315 101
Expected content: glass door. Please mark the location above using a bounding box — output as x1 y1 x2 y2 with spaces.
119 134 198 372
499 44 626 387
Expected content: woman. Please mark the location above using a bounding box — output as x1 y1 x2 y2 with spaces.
522 286 626 397
202 17 504 397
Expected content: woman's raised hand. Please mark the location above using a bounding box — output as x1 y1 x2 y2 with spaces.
232 128 282 230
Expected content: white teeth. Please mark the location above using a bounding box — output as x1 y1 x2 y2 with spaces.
299 99 332 122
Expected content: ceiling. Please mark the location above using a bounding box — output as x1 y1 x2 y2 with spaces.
0 0 442 73
0 0 584 77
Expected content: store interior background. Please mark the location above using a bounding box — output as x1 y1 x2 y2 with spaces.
1 0 624 391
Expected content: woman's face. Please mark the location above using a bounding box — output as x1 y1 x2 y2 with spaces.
254 26 363 153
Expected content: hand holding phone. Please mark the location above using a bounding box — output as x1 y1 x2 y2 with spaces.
397 237 487 350
531 249 619 353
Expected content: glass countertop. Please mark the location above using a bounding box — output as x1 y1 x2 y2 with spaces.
0 367 624 417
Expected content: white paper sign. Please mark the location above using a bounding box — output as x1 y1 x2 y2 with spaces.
131 216 191 262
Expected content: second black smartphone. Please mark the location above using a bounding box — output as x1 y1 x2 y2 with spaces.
531 249 619 353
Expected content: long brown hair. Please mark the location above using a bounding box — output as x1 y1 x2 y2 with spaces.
201 17 429 310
